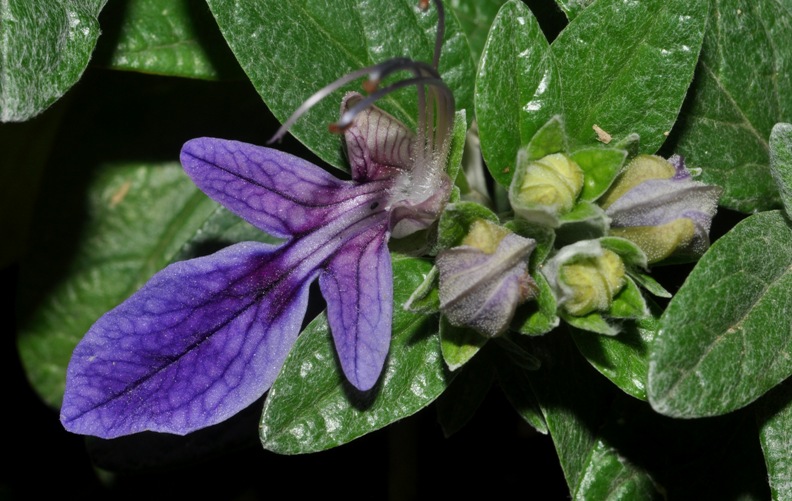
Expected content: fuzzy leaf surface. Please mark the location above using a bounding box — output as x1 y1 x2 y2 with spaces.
649 211 792 417
0 0 106 122
476 0 562 187
551 0 707 153
673 0 792 212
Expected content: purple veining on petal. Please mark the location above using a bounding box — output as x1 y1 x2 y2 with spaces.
61 242 315 438
181 138 369 238
319 219 392 390
437 233 537 337
342 93 415 182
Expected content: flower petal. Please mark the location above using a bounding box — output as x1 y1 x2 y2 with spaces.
341 92 415 182
319 221 392 391
61 242 315 438
181 138 356 238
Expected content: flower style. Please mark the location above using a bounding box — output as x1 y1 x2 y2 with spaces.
598 154 722 263
60 2 454 439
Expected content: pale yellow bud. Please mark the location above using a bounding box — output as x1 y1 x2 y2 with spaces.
560 249 626 316
461 219 511 254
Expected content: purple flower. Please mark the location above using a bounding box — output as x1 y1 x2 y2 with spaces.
60 4 455 439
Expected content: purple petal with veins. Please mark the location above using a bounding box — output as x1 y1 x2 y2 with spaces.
62 140 396 438
61 242 315 438
320 220 392 390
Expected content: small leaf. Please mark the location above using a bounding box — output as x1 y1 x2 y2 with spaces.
673 0 792 212
436 201 499 249
551 0 708 152
524 115 568 162
476 0 562 187
440 316 488 370
403 265 440 314
514 272 559 336
609 277 648 319
770 122 792 218
259 255 450 454
1 0 106 122
207 0 475 169
562 311 620 336
103 0 239 80
570 147 628 202
649 211 792 417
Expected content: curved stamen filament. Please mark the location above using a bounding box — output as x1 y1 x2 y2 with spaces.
269 58 439 144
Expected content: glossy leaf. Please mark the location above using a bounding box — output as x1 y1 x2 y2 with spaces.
440 316 487 370
476 0 562 187
649 211 792 417
553 0 594 21
447 0 507 64
758 379 792 501
551 0 707 152
770 123 792 218
494 353 547 434
527 333 660 497
673 0 792 212
0 0 106 122
436 349 494 436
105 0 237 80
206 0 475 169
259 255 450 454
16 163 222 407
572 303 661 401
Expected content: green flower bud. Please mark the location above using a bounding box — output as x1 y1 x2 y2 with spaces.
510 152 584 226
544 240 627 317
559 249 626 316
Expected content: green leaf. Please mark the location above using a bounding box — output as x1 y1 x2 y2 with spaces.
403 265 440 314
16 162 220 407
494 353 547 434
551 0 707 152
757 379 792 501
523 115 568 162
446 110 468 183
553 0 595 21
206 0 475 169
770 123 792 218
608 277 648 320
104 0 239 80
447 0 507 64
436 349 494 436
0 0 106 122
527 333 661 497
572 303 660 401
259 255 451 454
562 311 620 336
673 0 792 212
440 316 488 370
570 147 628 202
476 0 562 187
649 210 792 417
514 272 559 336
436 201 499 249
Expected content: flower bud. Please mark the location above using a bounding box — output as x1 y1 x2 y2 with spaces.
544 240 626 317
509 152 585 226
437 220 537 337
598 155 722 263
